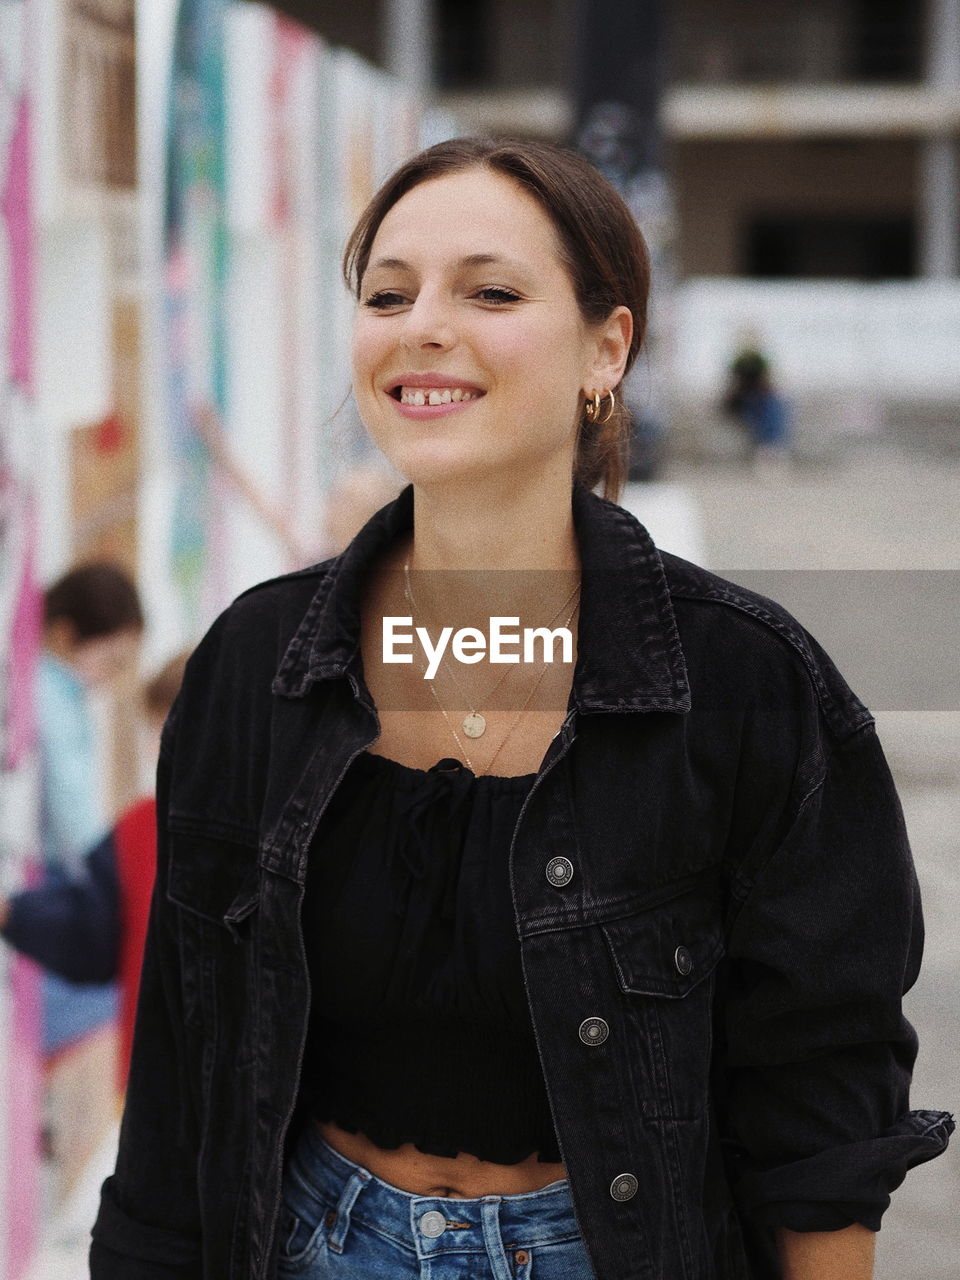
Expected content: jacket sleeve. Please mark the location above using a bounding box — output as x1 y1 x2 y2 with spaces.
90 706 204 1278
720 689 954 1234
1 833 121 981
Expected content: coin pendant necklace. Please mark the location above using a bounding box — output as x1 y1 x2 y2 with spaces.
463 711 486 739
402 590 581 775
430 595 580 776
402 559 580 742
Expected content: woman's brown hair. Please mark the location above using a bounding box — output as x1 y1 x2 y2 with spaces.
343 137 650 503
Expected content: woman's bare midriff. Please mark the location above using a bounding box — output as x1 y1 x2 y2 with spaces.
316 1119 568 1198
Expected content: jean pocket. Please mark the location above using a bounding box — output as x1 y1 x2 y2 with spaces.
277 1196 335 1271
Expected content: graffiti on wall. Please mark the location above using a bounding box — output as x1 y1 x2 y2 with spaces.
0 3 41 1274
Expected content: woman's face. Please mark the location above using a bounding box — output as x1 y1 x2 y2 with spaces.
351 167 629 489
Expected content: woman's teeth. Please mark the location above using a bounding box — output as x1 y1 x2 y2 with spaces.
398 387 479 406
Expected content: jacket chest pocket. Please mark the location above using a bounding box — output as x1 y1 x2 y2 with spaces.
601 886 723 1119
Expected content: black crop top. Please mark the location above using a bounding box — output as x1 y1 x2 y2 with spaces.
298 750 563 1165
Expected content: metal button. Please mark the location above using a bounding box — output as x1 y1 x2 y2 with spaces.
419 1210 447 1238
674 945 693 976
578 1016 610 1046
545 856 574 887
515 1250 530 1266
609 1172 638 1202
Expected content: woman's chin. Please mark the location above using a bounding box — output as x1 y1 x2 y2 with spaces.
381 443 497 490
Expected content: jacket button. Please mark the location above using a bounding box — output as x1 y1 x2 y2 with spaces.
545 856 574 887
609 1172 638 1202
578 1017 609 1045
419 1210 447 1238
674 945 693 976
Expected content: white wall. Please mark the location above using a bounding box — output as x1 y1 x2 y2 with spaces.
673 278 960 399
135 0 188 667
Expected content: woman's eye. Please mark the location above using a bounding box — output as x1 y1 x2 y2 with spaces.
362 291 408 309
475 286 521 304
362 286 521 308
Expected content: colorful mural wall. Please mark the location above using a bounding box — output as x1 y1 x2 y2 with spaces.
164 0 228 621
0 3 41 1276
0 5 452 1273
159 0 438 631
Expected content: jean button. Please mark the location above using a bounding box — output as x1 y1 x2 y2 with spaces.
420 1210 447 1238
578 1017 609 1045
545 856 574 887
674 945 693 976
610 1172 638 1202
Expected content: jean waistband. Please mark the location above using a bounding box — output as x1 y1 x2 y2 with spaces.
288 1124 582 1257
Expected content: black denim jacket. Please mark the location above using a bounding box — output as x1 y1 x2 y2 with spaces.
91 483 952 1280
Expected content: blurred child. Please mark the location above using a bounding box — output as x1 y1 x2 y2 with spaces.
39 562 144 1056
0 651 189 1091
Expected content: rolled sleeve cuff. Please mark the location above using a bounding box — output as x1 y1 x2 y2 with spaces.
736 1110 955 1232
90 1175 201 1276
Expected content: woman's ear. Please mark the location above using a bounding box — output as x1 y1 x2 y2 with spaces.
587 305 633 394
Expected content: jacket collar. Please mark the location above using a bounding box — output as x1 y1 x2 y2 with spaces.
273 483 690 714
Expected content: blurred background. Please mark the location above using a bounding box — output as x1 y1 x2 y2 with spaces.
0 1 957 1277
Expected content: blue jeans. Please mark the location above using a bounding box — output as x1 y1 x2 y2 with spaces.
277 1124 597 1278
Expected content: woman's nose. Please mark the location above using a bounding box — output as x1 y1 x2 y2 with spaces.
401 289 455 350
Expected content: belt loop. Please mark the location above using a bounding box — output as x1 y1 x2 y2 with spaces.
328 1169 370 1254
480 1198 512 1280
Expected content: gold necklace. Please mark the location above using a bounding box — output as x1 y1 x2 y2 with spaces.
416 596 581 775
402 560 580 741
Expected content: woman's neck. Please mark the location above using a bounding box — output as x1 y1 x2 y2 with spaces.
407 471 579 573
384 469 582 636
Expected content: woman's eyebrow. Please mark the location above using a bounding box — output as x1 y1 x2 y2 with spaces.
367 256 410 273
458 253 522 270
367 252 526 273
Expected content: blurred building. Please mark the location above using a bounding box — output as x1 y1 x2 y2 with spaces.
379 0 959 284
277 0 960 454
668 0 959 282
661 0 960 450
422 0 960 453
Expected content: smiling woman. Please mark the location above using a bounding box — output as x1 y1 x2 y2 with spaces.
91 139 952 1280
344 141 647 503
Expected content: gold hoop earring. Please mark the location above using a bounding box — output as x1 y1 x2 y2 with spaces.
584 389 616 425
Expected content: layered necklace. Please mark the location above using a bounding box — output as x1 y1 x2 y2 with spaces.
402 560 580 775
